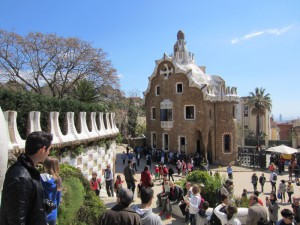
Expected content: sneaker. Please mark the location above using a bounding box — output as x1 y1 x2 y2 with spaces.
159 212 164 216
166 214 172 219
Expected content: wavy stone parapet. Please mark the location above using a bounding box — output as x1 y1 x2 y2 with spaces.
2 110 119 153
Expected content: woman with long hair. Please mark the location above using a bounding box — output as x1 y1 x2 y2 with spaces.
214 204 241 225
40 157 62 225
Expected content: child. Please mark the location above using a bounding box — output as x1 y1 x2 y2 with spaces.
185 184 201 225
90 171 101 196
197 201 209 225
114 175 124 196
241 189 248 199
227 163 233 179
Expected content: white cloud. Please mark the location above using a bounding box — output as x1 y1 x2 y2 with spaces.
231 24 294 44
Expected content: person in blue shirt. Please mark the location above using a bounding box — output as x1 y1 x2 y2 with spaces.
41 157 62 225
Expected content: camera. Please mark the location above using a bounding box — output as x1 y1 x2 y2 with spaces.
44 199 56 213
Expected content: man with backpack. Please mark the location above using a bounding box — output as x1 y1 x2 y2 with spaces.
270 171 278 192
209 194 229 225
104 164 114 197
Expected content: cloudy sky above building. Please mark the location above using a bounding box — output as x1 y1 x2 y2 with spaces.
0 0 299 120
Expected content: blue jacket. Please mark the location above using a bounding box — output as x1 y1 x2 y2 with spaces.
40 173 62 222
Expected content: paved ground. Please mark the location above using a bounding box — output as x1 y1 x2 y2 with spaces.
100 145 300 224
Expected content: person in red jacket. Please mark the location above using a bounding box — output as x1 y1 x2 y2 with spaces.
141 165 152 188
163 165 169 177
90 171 101 196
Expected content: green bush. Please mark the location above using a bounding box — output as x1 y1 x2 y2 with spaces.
58 177 85 225
186 170 224 207
58 164 106 225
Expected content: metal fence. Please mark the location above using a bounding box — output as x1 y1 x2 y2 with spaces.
237 147 267 169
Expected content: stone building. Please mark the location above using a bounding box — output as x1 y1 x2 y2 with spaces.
144 31 239 165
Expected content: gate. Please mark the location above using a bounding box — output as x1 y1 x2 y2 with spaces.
237 148 267 169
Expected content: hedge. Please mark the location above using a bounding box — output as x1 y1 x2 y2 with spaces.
0 89 107 139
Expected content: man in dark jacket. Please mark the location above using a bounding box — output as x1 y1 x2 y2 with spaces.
0 131 53 225
124 160 136 194
99 188 141 225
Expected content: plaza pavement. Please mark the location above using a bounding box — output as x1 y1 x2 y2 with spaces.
100 145 300 225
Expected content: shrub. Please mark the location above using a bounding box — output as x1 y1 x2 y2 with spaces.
58 164 106 225
185 170 224 206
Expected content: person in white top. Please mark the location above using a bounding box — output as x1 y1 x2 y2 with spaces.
185 184 201 225
214 204 241 225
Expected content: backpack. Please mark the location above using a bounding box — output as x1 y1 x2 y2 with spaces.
273 174 277 181
209 205 227 225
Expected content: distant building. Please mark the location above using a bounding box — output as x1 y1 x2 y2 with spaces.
144 30 239 165
236 97 272 147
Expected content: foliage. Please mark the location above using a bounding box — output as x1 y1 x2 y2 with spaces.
72 79 100 103
186 170 224 206
127 99 138 137
58 177 85 225
0 29 119 99
116 133 124 144
135 123 146 137
246 87 272 138
58 164 106 225
0 89 106 138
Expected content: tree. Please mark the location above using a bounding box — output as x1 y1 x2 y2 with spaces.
247 87 272 140
127 99 138 138
71 79 99 103
0 29 119 98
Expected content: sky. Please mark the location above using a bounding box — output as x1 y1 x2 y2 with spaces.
0 0 300 121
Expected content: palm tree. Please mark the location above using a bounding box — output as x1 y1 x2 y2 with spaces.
247 87 272 143
72 79 99 103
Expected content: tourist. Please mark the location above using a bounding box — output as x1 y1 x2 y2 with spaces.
276 209 296 225
241 189 248 200
141 165 152 188
163 165 168 177
157 176 170 209
254 191 264 206
214 204 241 225
0 131 53 225
159 164 163 180
146 153 152 167
259 173 266 193
168 166 175 181
179 182 193 223
246 194 268 225
220 179 234 204
104 164 114 197
209 194 229 225
197 201 209 225
176 160 182 175
137 151 141 167
154 165 159 180
132 187 162 225
269 162 276 172
278 180 286 203
182 160 187 176
227 163 233 179
132 153 138 171
124 160 137 194
251 173 258 192
166 181 184 219
98 188 141 225
185 184 202 225
266 192 279 225
288 163 294 181
270 170 278 193
121 151 127 165
292 198 300 224
287 181 294 203
40 157 62 225
90 171 102 196
114 175 124 196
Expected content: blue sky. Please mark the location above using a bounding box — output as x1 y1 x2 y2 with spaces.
1 0 300 120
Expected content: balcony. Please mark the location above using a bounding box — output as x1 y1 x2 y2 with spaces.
161 121 173 129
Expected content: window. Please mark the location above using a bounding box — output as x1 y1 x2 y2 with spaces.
224 134 231 153
151 107 156 120
156 85 160 96
244 106 248 117
185 105 195 119
163 133 169 150
160 109 173 121
176 83 183 93
151 132 157 149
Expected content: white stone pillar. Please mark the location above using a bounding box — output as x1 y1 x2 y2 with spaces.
0 107 9 202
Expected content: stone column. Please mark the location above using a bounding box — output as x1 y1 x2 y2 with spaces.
0 107 9 202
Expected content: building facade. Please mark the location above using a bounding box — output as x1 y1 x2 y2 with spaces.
144 31 239 165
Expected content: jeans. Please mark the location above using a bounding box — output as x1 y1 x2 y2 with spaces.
190 213 196 225
127 181 136 195
106 180 114 197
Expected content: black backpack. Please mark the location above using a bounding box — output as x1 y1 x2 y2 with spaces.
209 205 226 225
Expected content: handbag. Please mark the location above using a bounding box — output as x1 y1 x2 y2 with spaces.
277 192 282 199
